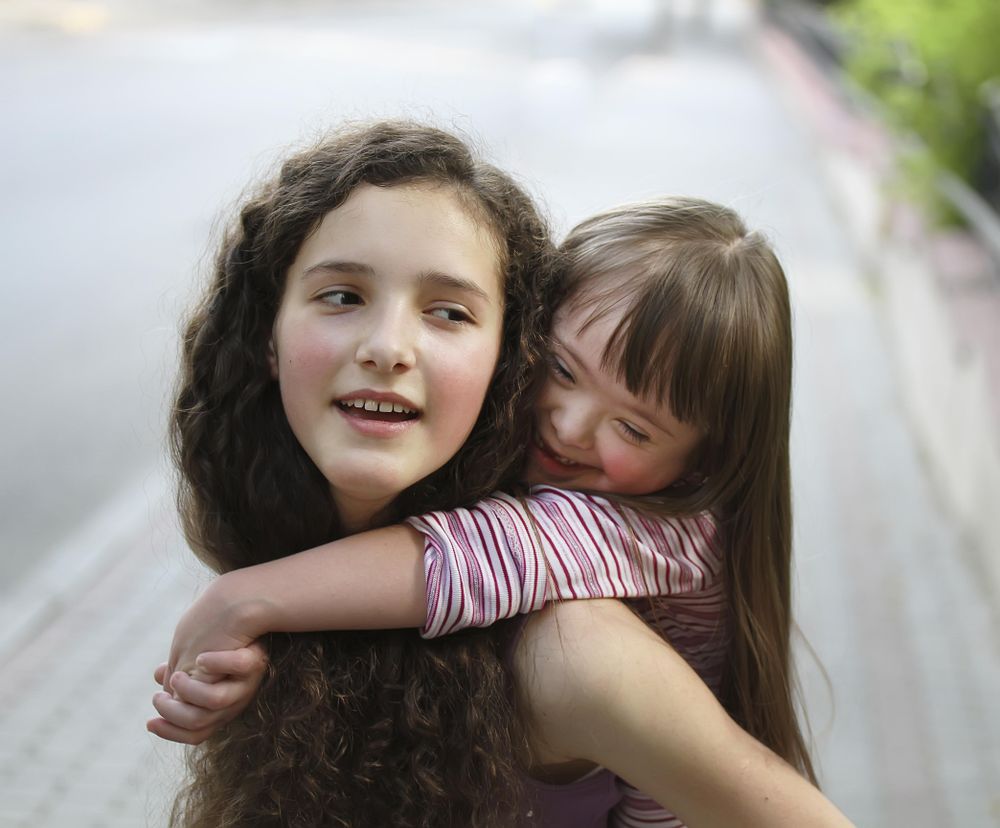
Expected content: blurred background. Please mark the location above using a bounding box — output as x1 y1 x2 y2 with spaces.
1 0 998 825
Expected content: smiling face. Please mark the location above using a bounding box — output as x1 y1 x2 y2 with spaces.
270 183 505 531
524 303 703 495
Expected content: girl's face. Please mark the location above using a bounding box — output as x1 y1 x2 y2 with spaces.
524 303 703 496
270 183 504 530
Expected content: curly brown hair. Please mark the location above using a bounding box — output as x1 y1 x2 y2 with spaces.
169 121 560 826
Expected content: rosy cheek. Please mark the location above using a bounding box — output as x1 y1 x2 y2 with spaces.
600 449 648 490
447 361 493 415
431 345 500 439
279 327 341 376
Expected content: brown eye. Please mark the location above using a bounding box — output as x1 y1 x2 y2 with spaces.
429 307 472 323
318 289 362 307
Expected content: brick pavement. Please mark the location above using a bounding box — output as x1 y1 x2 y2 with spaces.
0 494 199 827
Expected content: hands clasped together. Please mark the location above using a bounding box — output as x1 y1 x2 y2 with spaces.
147 586 268 745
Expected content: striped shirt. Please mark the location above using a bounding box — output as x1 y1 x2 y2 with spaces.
406 485 729 828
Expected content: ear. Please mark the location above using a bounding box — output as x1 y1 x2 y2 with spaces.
266 336 279 379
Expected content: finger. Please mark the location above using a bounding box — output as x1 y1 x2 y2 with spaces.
152 691 228 731
154 663 168 685
195 646 268 678
163 663 176 693
170 672 248 712
146 716 213 746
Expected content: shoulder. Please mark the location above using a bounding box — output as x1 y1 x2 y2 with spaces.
515 599 662 683
512 600 669 763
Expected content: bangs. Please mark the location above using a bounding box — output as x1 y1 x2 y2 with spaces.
567 241 747 432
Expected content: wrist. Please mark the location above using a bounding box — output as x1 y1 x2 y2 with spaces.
209 568 276 640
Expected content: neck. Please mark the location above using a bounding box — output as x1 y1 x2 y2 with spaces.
333 490 394 534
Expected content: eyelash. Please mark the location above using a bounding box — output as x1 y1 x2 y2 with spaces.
618 421 649 444
429 306 473 324
318 289 362 307
549 355 573 381
316 292 472 324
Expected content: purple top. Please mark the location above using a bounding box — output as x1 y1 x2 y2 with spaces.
520 770 622 828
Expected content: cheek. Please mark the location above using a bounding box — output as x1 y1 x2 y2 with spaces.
273 326 344 427
601 447 654 491
532 377 563 423
601 446 681 494
535 377 557 407
275 323 341 384
280 326 334 369
430 335 501 431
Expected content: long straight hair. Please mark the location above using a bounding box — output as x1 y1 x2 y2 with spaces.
560 197 815 782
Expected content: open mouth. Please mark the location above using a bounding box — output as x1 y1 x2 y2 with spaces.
535 433 581 467
337 398 421 423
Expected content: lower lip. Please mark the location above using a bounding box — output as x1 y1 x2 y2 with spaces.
530 439 588 479
336 405 420 437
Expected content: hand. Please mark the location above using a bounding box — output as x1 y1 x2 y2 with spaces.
146 644 268 745
163 572 267 684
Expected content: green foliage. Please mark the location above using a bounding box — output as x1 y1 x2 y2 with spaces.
833 0 1000 218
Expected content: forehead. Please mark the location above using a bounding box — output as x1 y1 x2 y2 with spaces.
294 183 504 294
553 298 622 348
552 299 671 413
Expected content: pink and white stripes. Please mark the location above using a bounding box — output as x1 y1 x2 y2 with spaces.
406 485 729 827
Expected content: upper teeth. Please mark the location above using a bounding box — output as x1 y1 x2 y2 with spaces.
536 434 578 465
342 398 416 415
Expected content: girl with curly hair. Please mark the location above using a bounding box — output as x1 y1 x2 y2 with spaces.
158 119 558 827
153 137 853 828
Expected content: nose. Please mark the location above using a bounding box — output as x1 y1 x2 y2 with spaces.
549 397 595 451
355 304 416 374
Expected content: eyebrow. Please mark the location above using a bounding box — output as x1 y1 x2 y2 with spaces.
418 269 493 304
555 337 676 437
301 260 374 280
301 260 493 304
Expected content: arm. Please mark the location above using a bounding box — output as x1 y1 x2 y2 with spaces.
166 490 716 676
514 600 855 828
164 524 427 678
151 524 427 745
411 487 720 636
154 495 711 744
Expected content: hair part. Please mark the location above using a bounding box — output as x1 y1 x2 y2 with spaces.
560 197 816 782
170 120 561 826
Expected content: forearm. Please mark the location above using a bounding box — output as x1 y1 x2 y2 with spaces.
209 524 428 639
611 712 852 828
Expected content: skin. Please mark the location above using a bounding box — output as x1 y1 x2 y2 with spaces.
270 182 504 530
524 304 704 494
517 600 855 828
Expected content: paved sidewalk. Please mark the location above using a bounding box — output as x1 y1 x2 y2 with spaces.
0 492 200 826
